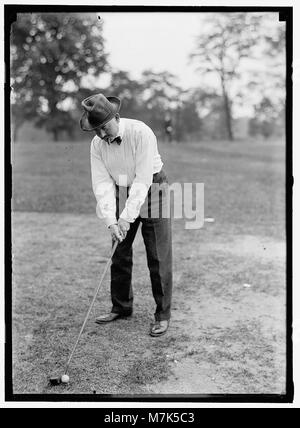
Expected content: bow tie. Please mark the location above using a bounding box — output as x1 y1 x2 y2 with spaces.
109 136 122 145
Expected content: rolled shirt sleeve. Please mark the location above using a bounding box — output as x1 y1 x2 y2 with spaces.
90 138 117 227
119 127 156 223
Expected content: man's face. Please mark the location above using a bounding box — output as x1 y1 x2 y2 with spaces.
94 115 120 143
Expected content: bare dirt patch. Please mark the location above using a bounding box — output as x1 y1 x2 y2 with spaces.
12 213 286 395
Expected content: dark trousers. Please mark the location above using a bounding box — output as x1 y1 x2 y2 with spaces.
111 171 172 321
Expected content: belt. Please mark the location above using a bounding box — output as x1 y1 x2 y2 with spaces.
116 169 168 190
152 169 168 184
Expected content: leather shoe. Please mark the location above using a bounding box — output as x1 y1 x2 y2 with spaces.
150 320 170 337
95 313 122 324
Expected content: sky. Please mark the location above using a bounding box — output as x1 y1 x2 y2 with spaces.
98 12 202 89
95 12 285 118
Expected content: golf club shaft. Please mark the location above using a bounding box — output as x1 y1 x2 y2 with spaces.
64 240 119 374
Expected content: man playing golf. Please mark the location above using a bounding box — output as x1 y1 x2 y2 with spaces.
80 93 172 337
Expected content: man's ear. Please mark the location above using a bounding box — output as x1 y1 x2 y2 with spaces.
115 113 120 122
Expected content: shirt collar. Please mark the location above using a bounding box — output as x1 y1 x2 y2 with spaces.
117 118 125 139
97 119 125 144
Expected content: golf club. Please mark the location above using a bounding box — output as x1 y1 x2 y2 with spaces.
49 239 119 386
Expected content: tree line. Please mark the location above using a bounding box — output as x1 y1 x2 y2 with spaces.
10 12 285 142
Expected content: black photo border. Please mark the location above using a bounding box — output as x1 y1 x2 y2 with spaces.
4 4 293 404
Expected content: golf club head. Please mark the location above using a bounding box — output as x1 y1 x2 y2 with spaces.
49 375 62 386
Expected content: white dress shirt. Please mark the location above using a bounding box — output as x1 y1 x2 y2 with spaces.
90 118 163 227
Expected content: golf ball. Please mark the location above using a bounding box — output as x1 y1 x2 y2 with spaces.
61 374 70 383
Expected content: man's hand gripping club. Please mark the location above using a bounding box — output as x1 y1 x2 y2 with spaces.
109 219 130 242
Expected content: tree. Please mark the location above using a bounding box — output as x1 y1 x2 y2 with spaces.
249 96 284 139
106 70 145 120
140 70 182 136
172 89 203 141
11 13 109 141
190 12 280 141
192 89 228 140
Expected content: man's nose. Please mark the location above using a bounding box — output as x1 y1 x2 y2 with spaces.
99 128 106 138
95 127 105 138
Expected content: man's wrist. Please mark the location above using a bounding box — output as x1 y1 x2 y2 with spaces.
119 211 135 223
118 218 130 224
105 217 118 228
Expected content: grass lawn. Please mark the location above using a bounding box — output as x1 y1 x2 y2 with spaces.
11 138 286 395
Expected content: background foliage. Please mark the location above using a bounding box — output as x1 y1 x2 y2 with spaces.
10 12 285 142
